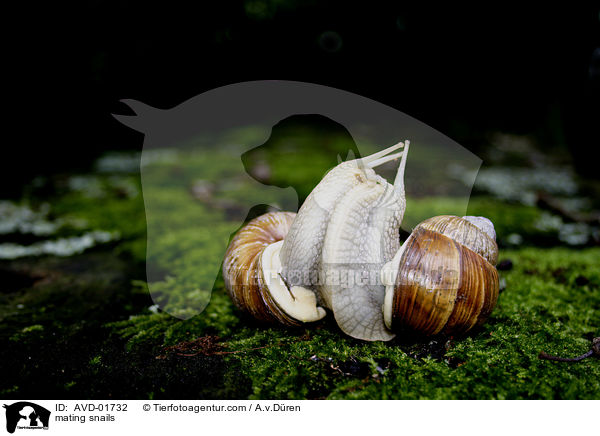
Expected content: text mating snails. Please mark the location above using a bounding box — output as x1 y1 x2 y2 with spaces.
222 140 501 341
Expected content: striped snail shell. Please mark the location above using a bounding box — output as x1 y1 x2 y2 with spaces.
381 215 500 336
222 211 326 326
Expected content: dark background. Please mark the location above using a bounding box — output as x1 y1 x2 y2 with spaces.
4 2 599 197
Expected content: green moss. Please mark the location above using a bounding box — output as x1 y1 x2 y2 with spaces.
2 137 599 399
21 324 44 333
102 245 599 399
52 177 145 239
1 385 19 395
10 324 45 342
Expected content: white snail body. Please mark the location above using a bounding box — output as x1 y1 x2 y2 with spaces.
280 141 410 341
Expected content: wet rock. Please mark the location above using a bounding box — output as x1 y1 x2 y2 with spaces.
0 231 120 260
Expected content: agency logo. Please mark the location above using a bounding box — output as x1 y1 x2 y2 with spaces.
3 402 50 433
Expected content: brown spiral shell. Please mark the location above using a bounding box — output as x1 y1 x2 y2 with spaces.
222 211 300 326
389 216 499 336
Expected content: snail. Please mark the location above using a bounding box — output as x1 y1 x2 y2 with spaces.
223 140 410 340
381 215 500 336
222 142 501 341
222 211 326 326
279 141 410 340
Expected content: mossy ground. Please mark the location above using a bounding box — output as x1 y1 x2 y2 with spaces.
95 246 600 399
1 131 598 399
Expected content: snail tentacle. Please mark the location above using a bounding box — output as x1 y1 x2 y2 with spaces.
361 141 405 166
393 140 410 195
